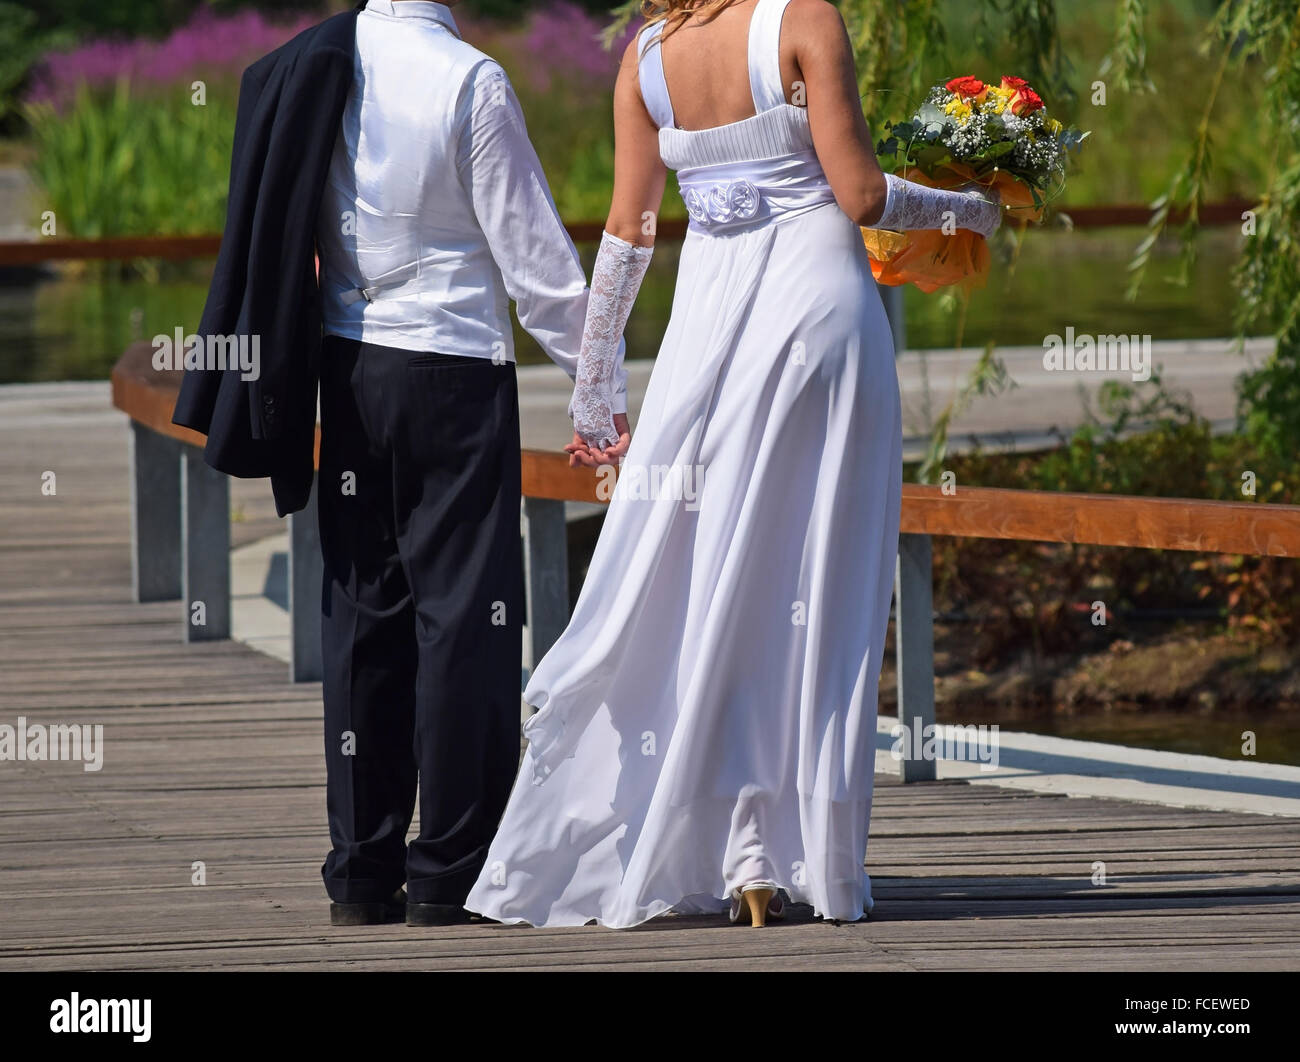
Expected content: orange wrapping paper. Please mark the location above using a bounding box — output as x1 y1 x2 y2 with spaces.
862 163 1045 292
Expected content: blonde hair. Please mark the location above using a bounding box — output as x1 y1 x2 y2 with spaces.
640 0 746 41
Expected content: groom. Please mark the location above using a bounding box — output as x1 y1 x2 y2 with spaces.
314 0 636 926
176 0 628 927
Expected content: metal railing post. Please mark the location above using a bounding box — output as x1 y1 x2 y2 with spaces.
522 496 569 709
894 531 936 782
180 447 230 641
880 283 907 355
128 422 182 602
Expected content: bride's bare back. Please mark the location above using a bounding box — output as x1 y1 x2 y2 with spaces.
604 0 887 246
657 0 799 130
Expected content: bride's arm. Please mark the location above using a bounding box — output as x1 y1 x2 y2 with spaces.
793 0 1000 236
568 40 669 465
606 37 669 248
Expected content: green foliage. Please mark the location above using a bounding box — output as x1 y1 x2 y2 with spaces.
1123 39 1226 299
973 0 1074 104
0 3 70 130
1028 372 1214 497
30 1 322 38
917 339 1016 484
1098 0 1155 93
926 383 1300 659
24 80 235 237
1117 0 1300 463
1236 337 1300 463
839 0 949 124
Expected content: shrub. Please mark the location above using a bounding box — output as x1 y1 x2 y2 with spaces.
25 80 236 237
924 383 1300 667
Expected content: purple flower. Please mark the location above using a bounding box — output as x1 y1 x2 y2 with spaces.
27 6 318 107
519 2 637 91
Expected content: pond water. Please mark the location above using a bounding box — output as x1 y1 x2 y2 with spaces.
0 225 1249 384
940 704 1300 767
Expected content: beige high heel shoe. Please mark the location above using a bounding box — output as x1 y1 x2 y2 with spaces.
728 882 786 927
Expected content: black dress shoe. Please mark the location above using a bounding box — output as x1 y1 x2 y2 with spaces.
406 902 473 927
330 887 407 926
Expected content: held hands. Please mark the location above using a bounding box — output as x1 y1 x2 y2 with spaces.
568 374 630 466
566 413 630 467
565 232 652 468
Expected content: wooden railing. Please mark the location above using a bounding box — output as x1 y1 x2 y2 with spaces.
110 342 609 679
1 199 1258 266
110 341 1300 781
0 222 666 266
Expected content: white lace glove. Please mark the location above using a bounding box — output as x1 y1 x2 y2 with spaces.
874 173 1002 238
569 231 654 450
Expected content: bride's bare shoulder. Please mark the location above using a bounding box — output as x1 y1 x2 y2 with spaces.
615 28 644 87
786 0 848 27
784 0 852 59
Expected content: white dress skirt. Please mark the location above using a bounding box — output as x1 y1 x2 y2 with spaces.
465 0 902 928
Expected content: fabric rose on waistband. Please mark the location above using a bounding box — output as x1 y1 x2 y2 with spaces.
683 178 761 227
683 186 708 225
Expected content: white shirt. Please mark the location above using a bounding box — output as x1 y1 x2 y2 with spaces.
315 0 626 411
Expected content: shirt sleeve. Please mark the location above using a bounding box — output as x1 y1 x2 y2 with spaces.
455 61 628 414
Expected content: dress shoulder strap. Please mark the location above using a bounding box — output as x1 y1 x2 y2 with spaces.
637 22 675 131
747 0 793 113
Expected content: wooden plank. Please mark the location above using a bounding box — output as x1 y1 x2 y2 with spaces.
900 482 1300 557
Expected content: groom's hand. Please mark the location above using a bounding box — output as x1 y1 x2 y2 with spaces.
597 414 631 465
564 414 630 468
565 432 594 467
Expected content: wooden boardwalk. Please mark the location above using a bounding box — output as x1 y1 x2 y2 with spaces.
1 383 1299 971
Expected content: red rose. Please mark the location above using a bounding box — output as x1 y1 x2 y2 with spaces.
1000 75 1032 92
1010 87 1044 115
946 76 986 99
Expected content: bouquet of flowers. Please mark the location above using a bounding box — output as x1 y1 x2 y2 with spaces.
864 75 1089 292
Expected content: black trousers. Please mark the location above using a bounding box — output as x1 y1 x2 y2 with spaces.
317 335 522 905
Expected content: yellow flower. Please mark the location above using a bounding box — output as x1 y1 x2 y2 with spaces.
987 84 1013 114
943 96 973 121
1047 117 1063 135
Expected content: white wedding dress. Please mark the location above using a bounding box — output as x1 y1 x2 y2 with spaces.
465 0 902 927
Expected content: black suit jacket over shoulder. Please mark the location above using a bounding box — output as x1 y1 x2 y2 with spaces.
172 4 364 517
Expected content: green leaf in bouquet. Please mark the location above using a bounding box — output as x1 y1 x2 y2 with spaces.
891 120 918 140
910 143 952 172
981 140 1017 160
916 102 947 135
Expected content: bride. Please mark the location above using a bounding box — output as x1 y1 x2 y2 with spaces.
465 0 999 928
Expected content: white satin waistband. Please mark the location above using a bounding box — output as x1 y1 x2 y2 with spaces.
676 151 836 235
